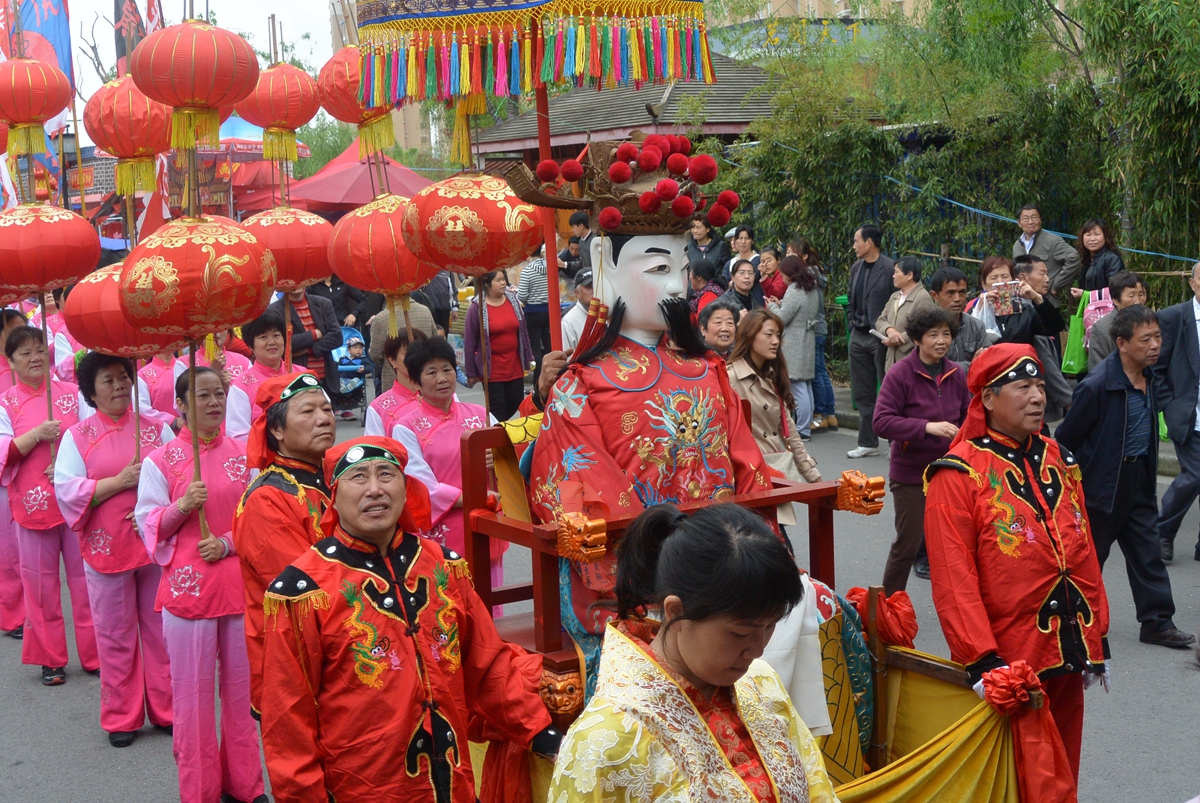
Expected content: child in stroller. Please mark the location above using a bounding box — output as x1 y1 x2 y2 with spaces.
333 327 374 421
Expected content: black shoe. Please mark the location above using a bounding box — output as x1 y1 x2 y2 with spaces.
1139 626 1196 649
41 666 66 686
1161 538 1174 563
8 624 21 640
108 731 137 748
913 560 931 580
85 667 101 677
154 723 173 736
1194 543 1200 562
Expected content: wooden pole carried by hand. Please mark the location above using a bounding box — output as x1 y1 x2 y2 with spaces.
187 342 212 539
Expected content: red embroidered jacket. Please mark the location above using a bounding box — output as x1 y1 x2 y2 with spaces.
260 527 551 803
924 429 1110 683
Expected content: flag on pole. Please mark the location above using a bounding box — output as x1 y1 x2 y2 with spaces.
15 0 76 135
137 153 171 237
114 0 146 76
144 0 164 32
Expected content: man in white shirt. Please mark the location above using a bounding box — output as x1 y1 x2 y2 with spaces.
1151 262 1200 563
560 269 593 354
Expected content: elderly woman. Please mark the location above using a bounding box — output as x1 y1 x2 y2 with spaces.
0 326 97 686
873 306 969 593
54 352 174 746
549 503 837 803
135 367 263 803
463 269 534 422
728 309 820 484
768 256 822 439
877 256 937 370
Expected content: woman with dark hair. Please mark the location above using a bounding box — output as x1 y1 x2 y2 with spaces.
0 327 97 686
689 258 728 321
759 246 787 301
876 256 937 370
872 306 969 593
549 503 836 802
135 366 263 803
789 240 837 432
728 225 760 275
231 312 307 422
463 269 534 421
392 337 505 596
55 352 175 746
686 218 732 274
364 328 428 438
769 255 822 439
1072 218 1126 295
721 259 762 316
728 309 820 483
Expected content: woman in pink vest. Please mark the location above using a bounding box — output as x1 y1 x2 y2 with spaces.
0 326 97 685
55 352 175 747
0 309 33 639
135 366 264 803
139 349 182 428
364 328 426 438
232 312 307 423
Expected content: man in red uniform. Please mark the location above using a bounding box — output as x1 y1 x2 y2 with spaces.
924 343 1109 785
260 436 561 803
232 372 335 715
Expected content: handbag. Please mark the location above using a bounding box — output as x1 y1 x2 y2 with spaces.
1061 300 1088 377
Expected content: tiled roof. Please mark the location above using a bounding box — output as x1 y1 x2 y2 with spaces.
477 53 770 145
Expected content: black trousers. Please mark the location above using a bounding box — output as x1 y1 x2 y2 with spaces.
432 308 451 336
1088 455 1177 632
487 377 526 422
525 310 552 382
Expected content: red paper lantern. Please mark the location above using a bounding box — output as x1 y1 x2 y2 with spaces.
83 75 172 196
129 20 259 149
318 46 393 157
118 217 276 338
0 205 101 292
234 63 320 163
63 265 187 357
241 206 333 291
0 122 8 156
401 175 541 277
329 194 439 298
0 58 72 155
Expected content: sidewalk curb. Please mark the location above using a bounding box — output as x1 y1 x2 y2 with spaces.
833 407 1182 479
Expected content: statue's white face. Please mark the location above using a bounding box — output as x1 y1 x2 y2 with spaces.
590 233 688 337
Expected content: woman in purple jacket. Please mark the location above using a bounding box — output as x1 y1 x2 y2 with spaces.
873 306 971 593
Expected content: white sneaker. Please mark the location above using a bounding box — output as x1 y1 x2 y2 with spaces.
846 446 880 459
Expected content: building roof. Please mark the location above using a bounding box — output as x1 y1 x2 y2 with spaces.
476 53 771 153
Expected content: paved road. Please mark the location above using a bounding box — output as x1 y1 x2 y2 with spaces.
1 416 1197 802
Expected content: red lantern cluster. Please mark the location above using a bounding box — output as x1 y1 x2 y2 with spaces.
118 217 277 338
241 206 333 291
401 175 542 276
129 20 259 148
329 194 439 297
63 265 187 358
318 46 394 158
235 62 321 163
0 205 101 293
0 58 72 155
83 75 173 195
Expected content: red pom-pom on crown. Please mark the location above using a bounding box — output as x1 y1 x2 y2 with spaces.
716 190 740 211
598 206 623 231
688 154 718 185
536 159 560 183
608 161 633 184
678 136 693 156
643 134 670 155
706 203 731 227
665 135 682 154
614 143 639 163
670 196 696 218
666 153 689 176
637 146 663 173
639 191 663 213
655 179 680 201
561 159 584 182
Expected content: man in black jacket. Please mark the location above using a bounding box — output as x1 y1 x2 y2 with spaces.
307 274 368 329
846 224 895 458
1056 306 1194 649
1152 262 1200 563
270 291 343 396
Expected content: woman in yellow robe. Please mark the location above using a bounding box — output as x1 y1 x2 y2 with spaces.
549 504 838 803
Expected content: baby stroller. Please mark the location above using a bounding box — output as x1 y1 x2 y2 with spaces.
331 325 370 423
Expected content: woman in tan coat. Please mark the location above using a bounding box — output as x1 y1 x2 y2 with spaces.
727 309 820 483
876 256 937 370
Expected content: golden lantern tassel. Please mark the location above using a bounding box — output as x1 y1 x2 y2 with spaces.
173 107 222 150
116 158 157 196
450 99 473 167
204 333 220 362
386 295 399 338
358 113 396 158
262 128 299 163
8 123 44 156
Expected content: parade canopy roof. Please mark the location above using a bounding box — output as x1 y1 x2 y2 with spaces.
286 138 433 209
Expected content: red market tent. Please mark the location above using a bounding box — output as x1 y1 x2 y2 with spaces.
286 138 432 210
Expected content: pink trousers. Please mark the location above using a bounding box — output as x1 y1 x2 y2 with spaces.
161 610 264 803
84 563 173 733
0 493 23 631
16 522 98 670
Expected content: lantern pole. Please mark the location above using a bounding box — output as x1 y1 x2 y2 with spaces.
57 133 68 208
125 196 143 459
187 342 212 539
535 85 563 352
475 282 490 420
39 297 56 460
70 101 88 215
283 293 293 367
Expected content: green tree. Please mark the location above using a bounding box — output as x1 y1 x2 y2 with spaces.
294 114 356 179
